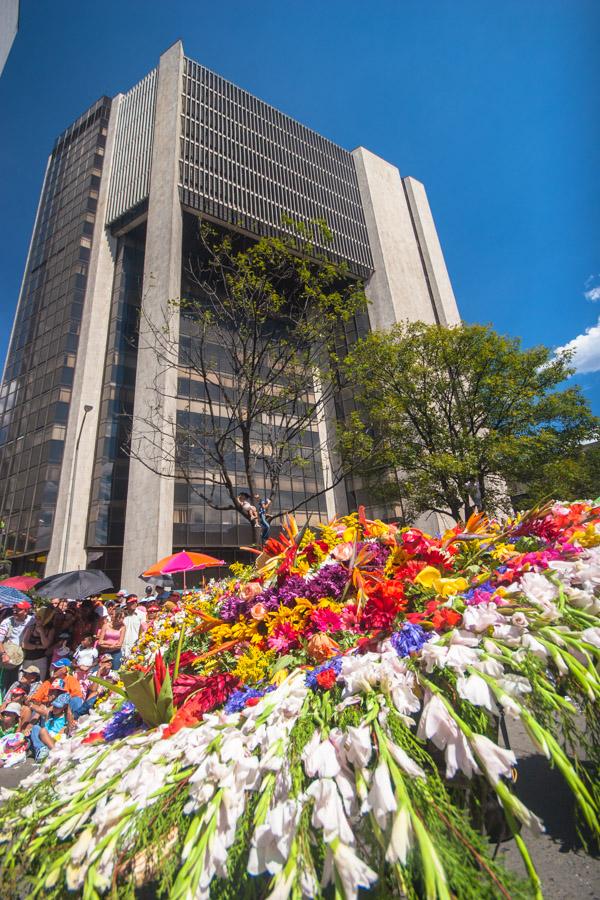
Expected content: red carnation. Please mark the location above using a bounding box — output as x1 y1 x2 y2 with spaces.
315 668 337 690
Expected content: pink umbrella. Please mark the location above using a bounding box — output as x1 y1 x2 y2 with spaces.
0 575 41 591
141 551 225 590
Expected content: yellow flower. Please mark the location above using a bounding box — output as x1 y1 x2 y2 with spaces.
572 524 600 548
414 566 468 597
233 647 275 683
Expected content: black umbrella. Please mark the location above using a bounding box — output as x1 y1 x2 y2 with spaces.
34 569 114 600
138 574 174 588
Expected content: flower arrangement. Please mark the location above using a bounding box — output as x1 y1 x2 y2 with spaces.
0 501 599 899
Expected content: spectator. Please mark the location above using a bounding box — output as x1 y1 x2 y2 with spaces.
96 608 125 670
0 703 21 738
0 601 33 693
29 659 83 711
51 632 72 665
73 635 98 670
0 665 41 710
29 692 72 763
121 598 142 659
20 608 54 680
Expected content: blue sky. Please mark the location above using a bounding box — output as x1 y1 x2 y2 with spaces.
1 1 599 407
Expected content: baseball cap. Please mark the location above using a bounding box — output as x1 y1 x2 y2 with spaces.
4 702 22 716
22 665 41 676
51 693 70 710
98 653 112 663
51 657 71 669
15 601 31 610
117 590 128 597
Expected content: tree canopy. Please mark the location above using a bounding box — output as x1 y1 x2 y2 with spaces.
133 220 367 536
340 321 599 521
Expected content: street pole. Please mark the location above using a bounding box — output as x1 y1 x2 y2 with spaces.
61 404 93 572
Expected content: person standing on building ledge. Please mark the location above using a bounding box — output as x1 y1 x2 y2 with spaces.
254 495 272 543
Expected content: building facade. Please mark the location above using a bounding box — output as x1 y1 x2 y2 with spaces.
0 41 459 588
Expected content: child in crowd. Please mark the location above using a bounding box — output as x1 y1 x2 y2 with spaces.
29 692 72 763
73 634 98 669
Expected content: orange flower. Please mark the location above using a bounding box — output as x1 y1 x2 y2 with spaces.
250 602 267 621
307 633 340 663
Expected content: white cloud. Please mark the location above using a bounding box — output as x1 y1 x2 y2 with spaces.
584 274 600 302
556 317 600 373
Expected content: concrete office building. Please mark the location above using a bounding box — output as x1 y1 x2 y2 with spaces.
0 41 459 588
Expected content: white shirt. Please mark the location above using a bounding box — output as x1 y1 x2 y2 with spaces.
121 614 142 658
0 614 33 646
74 646 99 668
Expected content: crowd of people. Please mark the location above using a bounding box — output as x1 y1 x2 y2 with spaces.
0 583 180 764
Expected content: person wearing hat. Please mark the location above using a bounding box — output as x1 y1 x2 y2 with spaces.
29 659 83 709
0 702 22 738
29 692 72 762
0 665 41 710
0 601 33 694
121 595 143 659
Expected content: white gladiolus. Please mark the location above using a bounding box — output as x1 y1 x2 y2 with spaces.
362 761 397 827
417 693 479 779
385 806 413 864
462 603 503 633
322 842 378 899
470 734 516 784
302 733 341 778
386 740 426 779
306 778 354 845
343 726 372 768
456 674 498 713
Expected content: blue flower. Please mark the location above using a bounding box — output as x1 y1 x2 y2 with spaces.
102 701 143 742
305 656 343 690
390 623 430 657
224 684 275 714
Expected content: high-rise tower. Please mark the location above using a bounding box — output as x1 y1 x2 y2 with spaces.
0 41 459 587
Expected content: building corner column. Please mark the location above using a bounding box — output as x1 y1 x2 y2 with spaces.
46 94 124 575
120 41 184 589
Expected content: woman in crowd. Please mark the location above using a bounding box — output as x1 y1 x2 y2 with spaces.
20 608 54 680
96 608 125 670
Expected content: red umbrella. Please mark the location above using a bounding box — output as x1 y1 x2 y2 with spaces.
141 551 225 590
0 575 40 591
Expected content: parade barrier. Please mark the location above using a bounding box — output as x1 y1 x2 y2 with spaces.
0 502 598 898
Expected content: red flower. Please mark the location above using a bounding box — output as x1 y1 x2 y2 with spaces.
315 668 337 690
361 580 406 630
168 651 201 676
245 696 261 707
153 651 167 699
310 607 342 632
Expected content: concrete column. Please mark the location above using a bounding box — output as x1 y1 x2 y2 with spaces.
351 147 439 329
120 41 184 589
402 177 460 326
46 95 124 575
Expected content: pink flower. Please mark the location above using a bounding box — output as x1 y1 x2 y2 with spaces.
267 622 300 652
311 608 342 632
250 602 267 621
240 582 263 602
332 542 353 562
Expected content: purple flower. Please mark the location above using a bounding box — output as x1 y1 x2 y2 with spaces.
357 541 391 568
102 701 143 742
219 593 249 622
390 623 430 657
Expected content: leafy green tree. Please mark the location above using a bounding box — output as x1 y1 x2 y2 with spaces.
132 220 367 540
340 322 599 521
515 442 600 508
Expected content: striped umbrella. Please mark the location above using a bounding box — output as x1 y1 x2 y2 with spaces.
0 585 30 608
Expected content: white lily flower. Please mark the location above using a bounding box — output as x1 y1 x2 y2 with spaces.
471 734 516 784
